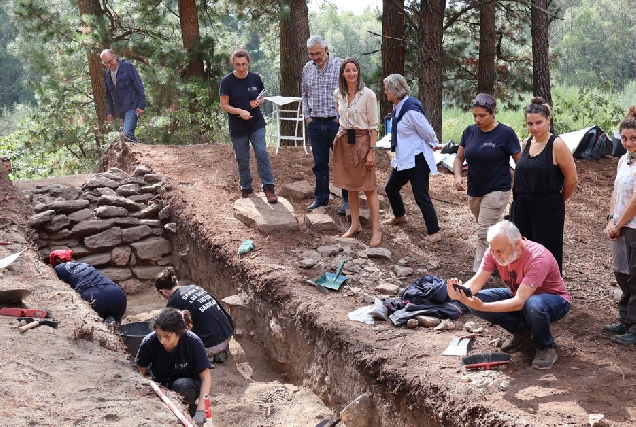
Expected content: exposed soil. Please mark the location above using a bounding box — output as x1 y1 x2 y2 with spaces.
1 139 635 427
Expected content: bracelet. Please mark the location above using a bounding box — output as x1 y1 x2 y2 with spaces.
369 147 376 151
607 214 614 221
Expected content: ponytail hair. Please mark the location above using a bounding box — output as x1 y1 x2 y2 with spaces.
152 308 192 335
155 267 178 291
524 96 552 119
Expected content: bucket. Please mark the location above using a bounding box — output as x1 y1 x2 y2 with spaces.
119 321 152 357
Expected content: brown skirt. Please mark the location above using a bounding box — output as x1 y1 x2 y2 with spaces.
332 129 377 192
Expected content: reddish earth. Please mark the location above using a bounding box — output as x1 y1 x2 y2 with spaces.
1 139 635 426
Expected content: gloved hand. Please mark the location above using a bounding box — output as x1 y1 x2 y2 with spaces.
193 409 206 426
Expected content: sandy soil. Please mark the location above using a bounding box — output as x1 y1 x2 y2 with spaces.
1 139 635 426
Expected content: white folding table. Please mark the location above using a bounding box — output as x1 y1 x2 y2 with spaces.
264 96 307 154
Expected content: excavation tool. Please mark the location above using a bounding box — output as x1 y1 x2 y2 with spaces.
149 380 194 427
17 317 59 333
314 260 348 290
461 353 511 370
442 333 476 356
1 307 50 318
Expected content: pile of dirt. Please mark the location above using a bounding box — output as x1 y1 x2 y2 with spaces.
1 140 635 426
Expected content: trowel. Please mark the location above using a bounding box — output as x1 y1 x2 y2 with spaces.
442 333 476 356
314 260 348 290
0 250 26 269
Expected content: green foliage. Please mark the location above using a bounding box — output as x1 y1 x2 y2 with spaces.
551 83 625 133
441 106 527 143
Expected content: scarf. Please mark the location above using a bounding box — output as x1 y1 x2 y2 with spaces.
391 97 427 152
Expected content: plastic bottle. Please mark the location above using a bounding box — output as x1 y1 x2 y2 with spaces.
204 394 213 426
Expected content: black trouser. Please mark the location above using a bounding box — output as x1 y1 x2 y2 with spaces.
618 226 636 333
385 153 439 235
510 192 565 272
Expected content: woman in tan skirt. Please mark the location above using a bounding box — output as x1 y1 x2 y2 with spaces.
332 57 381 247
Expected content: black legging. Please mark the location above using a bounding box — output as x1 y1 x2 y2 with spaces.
80 284 127 322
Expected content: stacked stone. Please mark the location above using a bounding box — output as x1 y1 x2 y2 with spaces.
25 166 174 294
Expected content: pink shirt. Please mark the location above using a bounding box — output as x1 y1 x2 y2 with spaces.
481 239 571 303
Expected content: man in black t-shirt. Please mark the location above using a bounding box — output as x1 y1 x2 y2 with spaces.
155 267 234 362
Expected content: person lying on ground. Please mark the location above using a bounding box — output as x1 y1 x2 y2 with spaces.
155 267 234 362
446 220 571 370
50 249 127 324
136 308 211 426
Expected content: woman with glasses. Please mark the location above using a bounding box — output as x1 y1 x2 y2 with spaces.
510 97 577 273
453 93 521 272
332 58 381 247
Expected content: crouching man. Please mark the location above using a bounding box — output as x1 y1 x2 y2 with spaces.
447 220 571 370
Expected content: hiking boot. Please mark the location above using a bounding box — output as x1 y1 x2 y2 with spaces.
611 331 636 345
241 189 252 199
501 329 532 353
264 186 278 203
603 322 629 335
531 347 558 370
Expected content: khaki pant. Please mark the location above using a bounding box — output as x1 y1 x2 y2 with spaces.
468 190 511 272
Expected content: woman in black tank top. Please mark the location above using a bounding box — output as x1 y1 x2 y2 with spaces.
510 97 578 273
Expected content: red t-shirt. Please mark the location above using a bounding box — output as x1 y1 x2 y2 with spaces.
481 239 571 304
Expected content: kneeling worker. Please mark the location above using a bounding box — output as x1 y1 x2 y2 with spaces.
155 267 234 362
50 249 127 323
447 220 571 370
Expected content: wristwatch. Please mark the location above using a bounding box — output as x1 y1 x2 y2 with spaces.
607 214 614 221
369 147 376 151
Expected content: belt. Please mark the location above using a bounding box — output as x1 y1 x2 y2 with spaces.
312 116 336 120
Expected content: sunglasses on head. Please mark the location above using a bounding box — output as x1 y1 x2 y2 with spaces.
471 99 493 108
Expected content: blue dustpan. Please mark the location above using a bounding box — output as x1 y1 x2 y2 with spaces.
314 260 348 290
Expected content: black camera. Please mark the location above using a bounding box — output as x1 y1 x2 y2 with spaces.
452 283 472 297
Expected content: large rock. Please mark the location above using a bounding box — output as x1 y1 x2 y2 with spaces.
68 209 93 223
95 206 129 218
97 195 141 211
116 183 141 197
44 214 71 232
305 213 338 232
74 252 112 267
47 199 90 214
132 203 162 219
122 225 153 243
278 180 313 199
111 246 132 266
83 176 120 189
130 237 172 261
71 219 115 237
84 227 123 249
131 265 166 280
29 210 56 227
233 196 299 233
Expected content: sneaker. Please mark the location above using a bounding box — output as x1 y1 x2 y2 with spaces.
611 331 636 345
501 329 532 353
338 201 349 215
264 187 278 203
603 322 629 335
241 189 252 199
531 347 558 370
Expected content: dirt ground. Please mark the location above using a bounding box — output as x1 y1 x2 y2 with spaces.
2 139 636 426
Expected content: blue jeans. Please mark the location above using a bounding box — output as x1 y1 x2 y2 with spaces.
230 126 274 192
307 118 348 204
385 153 439 235
120 109 139 142
470 288 570 349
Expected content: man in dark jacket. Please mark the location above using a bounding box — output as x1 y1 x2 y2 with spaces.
100 49 146 142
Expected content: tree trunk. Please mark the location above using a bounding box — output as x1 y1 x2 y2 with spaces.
77 0 107 147
531 0 552 107
418 0 445 139
279 0 309 145
478 0 496 94
381 0 405 125
178 0 204 79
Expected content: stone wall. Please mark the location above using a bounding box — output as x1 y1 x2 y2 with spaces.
24 166 174 294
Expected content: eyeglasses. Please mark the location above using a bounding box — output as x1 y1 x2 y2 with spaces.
308 51 325 58
102 56 116 66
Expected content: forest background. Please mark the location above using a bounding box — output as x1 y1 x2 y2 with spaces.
0 0 634 179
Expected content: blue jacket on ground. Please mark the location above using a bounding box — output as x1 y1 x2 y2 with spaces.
103 59 146 117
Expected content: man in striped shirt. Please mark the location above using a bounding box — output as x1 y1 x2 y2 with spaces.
302 35 349 214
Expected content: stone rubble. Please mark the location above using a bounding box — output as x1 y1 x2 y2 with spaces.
23 166 173 294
